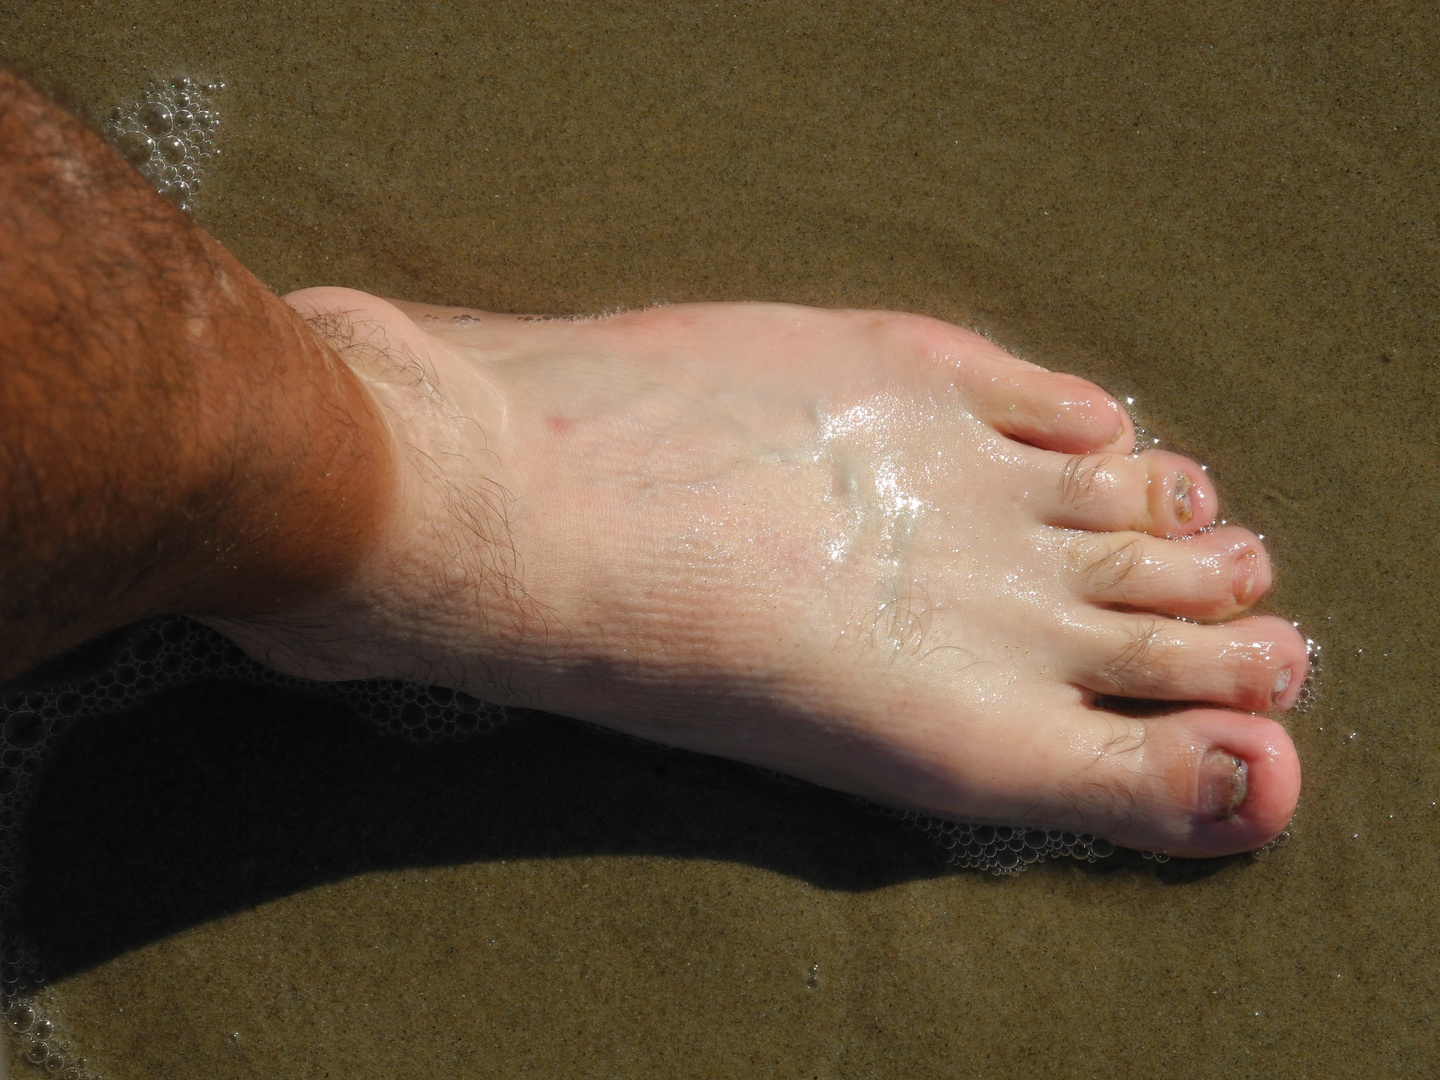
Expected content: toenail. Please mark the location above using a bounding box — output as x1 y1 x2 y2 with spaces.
1272 667 1292 704
1200 749 1248 818
1105 400 1126 443
1173 473 1194 523
1233 550 1259 604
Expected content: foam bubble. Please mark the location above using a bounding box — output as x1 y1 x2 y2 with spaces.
157 135 186 164
100 76 224 214
137 101 172 137
872 807 1114 876
0 616 512 1077
0 610 1117 1076
113 130 155 167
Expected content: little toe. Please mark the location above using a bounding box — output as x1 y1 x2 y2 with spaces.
1067 526 1272 619
1071 614 1309 712
967 368 1135 454
893 314 1133 453
1037 449 1216 536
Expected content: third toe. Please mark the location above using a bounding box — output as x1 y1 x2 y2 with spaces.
1067 526 1273 619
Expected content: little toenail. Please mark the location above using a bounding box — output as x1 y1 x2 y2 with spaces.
1273 667 1292 703
1200 749 1249 818
1173 473 1194 523
1233 550 1259 603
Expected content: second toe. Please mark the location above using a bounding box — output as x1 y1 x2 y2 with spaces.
1063 613 1310 712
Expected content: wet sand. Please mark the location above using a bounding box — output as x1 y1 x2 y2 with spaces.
3 2 1436 1077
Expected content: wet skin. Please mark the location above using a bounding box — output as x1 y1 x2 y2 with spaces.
0 70 1299 861
208 289 1306 858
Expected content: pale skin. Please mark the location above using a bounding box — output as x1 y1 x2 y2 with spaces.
0 71 1303 862
208 291 1305 858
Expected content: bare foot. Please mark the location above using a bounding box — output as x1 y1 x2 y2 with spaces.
211 289 1304 858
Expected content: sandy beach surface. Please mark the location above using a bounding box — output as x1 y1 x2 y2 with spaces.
1 2 1435 1077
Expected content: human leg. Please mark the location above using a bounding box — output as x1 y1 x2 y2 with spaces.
0 71 1302 859
0 71 394 680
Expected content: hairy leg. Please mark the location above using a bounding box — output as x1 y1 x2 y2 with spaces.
211 291 1304 858
0 71 393 679
0 72 1301 859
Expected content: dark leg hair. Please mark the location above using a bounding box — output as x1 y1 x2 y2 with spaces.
0 70 394 681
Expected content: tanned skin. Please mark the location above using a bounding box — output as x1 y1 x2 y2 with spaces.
0 70 393 681
0 72 1305 858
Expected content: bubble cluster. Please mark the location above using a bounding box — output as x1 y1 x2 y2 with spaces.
1251 828 1291 860
0 615 505 1077
99 77 224 213
881 810 1116 875
1293 632 1322 713
0 615 1129 1073
7 994 83 1079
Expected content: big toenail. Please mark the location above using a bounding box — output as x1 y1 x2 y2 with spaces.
1200 749 1248 818
1173 473 1194 523
1233 550 1259 603
1273 667 1292 704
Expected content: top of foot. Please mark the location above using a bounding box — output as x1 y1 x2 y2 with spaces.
213 290 1305 859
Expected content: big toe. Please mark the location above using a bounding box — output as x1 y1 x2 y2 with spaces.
1099 710 1301 857
935 708 1300 858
